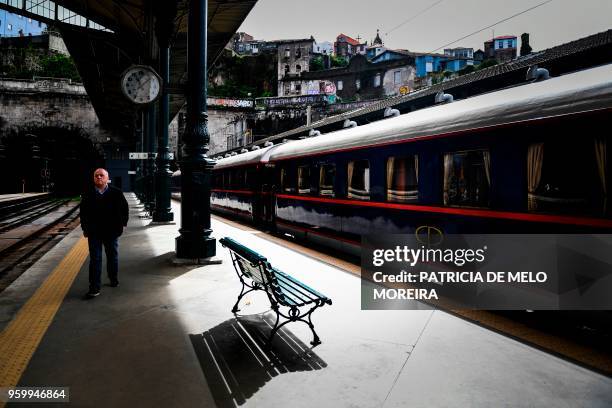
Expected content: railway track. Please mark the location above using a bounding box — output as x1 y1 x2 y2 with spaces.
0 198 81 293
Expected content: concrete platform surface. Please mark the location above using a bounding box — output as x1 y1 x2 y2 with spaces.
2 193 611 408
0 193 47 203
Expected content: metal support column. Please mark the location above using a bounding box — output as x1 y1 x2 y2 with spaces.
153 6 174 222
135 111 145 202
175 0 216 258
139 109 150 204
145 102 157 215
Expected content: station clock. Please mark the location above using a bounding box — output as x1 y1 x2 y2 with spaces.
120 65 162 104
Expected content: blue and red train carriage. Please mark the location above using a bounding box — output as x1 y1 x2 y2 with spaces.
174 63 612 256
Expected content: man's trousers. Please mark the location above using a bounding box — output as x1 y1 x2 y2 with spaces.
88 236 119 291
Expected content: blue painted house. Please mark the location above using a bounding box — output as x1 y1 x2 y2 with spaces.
484 35 517 62
0 11 46 37
372 50 473 78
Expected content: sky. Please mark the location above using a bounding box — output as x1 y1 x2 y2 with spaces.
238 0 612 53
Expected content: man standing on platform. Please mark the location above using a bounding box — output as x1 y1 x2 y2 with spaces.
80 168 129 298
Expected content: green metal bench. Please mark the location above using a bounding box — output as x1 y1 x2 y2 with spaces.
220 237 332 346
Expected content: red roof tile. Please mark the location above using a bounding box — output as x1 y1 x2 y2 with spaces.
336 33 360 46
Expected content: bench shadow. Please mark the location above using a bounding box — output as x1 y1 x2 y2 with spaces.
190 314 328 407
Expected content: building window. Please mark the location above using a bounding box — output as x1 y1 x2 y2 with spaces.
443 150 491 207
296 48 302 58
348 160 370 200
284 65 290 75
298 166 311 194
337 80 343 91
425 62 433 73
295 83 302 93
374 74 381 87
319 164 335 196
7 24 12 31
394 71 401 84
285 47 291 58
296 64 301 74
387 156 418 202
355 79 361 90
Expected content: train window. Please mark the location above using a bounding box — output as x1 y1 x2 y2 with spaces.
443 150 490 207
387 156 418 202
319 164 335 197
528 140 607 215
234 169 245 189
298 166 311 194
224 171 232 189
348 160 370 200
280 167 296 193
213 173 223 189
245 168 255 188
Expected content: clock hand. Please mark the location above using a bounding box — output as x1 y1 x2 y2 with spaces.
139 76 155 90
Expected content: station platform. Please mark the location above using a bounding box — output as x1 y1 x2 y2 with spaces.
0 194 48 204
0 194 611 407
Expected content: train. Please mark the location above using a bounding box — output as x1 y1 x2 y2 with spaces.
174 63 612 257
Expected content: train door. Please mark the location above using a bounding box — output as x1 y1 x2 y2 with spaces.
261 165 276 229
247 166 262 225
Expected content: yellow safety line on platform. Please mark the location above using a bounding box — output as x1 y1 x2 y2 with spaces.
0 237 88 390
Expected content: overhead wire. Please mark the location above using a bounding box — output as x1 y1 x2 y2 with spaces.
384 0 446 37
428 0 555 52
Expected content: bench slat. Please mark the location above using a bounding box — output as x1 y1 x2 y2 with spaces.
274 281 313 306
274 275 322 305
236 258 267 286
273 269 329 301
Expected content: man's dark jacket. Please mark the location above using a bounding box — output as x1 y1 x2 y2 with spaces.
80 186 129 238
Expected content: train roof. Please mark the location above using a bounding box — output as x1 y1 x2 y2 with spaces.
214 63 612 167
213 145 275 170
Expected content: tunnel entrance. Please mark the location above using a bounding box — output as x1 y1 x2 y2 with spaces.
0 128 104 196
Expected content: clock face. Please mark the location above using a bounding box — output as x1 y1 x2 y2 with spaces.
120 65 161 104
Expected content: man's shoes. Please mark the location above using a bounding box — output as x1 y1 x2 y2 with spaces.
85 289 100 299
110 281 119 288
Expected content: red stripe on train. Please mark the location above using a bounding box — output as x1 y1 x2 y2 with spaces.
276 194 612 228
212 189 254 195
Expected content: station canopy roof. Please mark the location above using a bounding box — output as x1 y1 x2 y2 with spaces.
50 0 258 138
